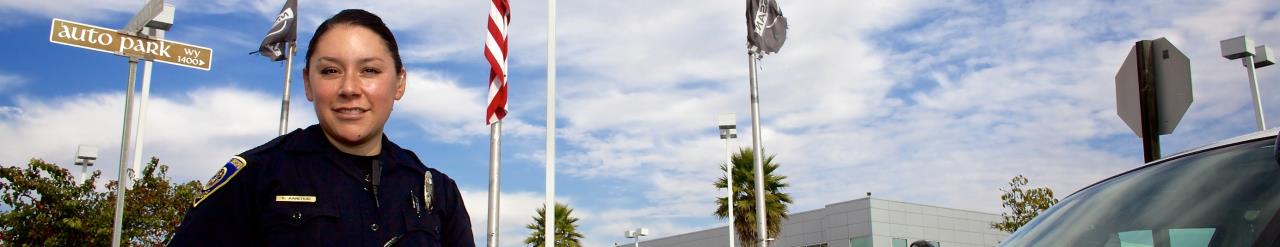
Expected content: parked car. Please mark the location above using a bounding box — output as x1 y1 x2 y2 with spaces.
999 129 1280 246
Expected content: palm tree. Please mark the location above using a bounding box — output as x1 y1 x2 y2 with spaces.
524 202 585 247
714 148 792 247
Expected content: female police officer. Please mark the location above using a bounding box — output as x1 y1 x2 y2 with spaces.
168 9 475 246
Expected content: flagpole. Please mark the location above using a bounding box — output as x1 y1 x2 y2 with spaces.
545 0 558 245
486 121 502 247
747 48 768 247
484 1 510 245
279 42 296 136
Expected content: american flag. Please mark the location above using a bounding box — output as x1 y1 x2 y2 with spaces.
485 0 510 125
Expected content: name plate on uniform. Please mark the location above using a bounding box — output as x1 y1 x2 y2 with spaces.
275 195 316 203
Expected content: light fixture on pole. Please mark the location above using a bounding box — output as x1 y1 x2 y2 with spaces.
74 145 98 184
718 113 737 247
625 228 649 247
1221 35 1277 131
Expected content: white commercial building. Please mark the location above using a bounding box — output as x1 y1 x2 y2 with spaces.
617 197 1009 247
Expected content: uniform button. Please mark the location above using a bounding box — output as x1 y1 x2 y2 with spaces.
292 212 302 220
371 224 379 232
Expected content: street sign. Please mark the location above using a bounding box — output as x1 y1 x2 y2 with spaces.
1150 38 1193 134
49 18 212 71
1116 45 1142 137
1115 38 1192 137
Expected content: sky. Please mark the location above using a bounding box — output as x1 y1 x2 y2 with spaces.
1 0 1278 246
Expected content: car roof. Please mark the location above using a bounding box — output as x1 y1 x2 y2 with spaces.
1064 128 1280 199
1151 128 1280 164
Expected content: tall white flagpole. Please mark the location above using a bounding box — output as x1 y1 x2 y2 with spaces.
748 49 768 247
486 121 503 247
279 43 296 136
545 0 558 245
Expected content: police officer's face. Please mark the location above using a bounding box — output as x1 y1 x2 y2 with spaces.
303 24 406 152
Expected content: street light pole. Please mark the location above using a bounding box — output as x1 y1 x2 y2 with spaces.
625 228 648 247
718 113 737 247
1222 35 1276 131
75 145 98 184
130 25 164 181
1244 55 1266 130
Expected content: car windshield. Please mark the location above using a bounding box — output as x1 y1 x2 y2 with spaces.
1000 137 1280 247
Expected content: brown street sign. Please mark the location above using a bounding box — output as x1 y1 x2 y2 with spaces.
49 18 212 71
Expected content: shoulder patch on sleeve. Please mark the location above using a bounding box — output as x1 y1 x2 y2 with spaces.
194 156 248 207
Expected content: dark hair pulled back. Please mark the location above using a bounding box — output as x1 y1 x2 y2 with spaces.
305 9 403 72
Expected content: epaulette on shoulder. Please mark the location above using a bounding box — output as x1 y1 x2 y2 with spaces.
240 130 292 156
401 149 423 165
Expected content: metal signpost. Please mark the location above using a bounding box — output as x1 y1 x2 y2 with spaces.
1115 38 1192 163
47 1 213 246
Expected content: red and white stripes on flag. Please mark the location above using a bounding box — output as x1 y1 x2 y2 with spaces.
485 0 511 125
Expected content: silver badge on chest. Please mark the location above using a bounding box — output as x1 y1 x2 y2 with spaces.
423 171 434 212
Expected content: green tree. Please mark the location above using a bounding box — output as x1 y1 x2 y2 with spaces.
523 202 584 247
0 157 201 246
991 174 1058 233
0 159 111 246
714 148 792 247
113 157 203 246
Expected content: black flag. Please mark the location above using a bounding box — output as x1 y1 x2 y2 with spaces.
746 0 788 55
257 0 297 61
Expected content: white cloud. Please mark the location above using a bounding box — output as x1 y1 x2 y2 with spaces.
0 86 313 184
394 69 542 144
0 72 23 91
461 189 636 247
460 188 551 247
0 0 138 21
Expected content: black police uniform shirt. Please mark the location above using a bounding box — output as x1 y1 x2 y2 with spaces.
168 124 475 246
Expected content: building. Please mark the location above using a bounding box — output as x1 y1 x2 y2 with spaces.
617 197 1009 247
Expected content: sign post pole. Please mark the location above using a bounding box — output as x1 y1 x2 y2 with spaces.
111 57 138 247
1136 40 1161 163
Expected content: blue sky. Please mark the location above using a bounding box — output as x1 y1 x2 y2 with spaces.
1 0 1279 246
